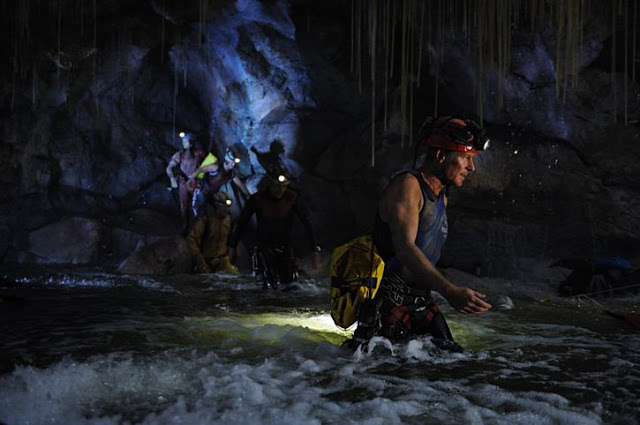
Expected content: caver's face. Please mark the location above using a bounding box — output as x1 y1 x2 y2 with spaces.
267 179 288 199
443 151 476 187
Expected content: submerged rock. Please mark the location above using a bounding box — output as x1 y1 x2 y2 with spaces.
117 236 193 275
488 294 516 311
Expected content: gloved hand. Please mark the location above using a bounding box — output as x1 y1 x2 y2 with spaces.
170 177 178 189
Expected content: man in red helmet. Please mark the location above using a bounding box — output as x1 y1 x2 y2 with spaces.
352 115 493 351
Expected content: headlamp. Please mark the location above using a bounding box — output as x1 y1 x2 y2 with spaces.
463 116 491 152
180 131 196 143
277 174 287 183
225 149 241 164
419 115 490 153
215 197 232 206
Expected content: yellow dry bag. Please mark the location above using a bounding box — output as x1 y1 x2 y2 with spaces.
329 235 385 329
197 152 218 179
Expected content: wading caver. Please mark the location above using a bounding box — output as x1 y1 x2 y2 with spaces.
332 115 493 351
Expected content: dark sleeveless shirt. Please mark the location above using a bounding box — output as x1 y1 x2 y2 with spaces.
373 170 448 273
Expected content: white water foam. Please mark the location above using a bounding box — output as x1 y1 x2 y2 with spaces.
0 316 621 425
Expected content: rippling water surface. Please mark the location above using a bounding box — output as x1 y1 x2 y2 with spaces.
1 268 639 425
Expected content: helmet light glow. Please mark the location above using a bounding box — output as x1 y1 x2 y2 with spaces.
225 199 232 206
179 131 186 138
225 149 240 164
278 174 287 183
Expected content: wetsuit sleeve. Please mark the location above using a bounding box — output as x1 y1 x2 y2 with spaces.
293 197 318 250
186 217 211 273
228 195 257 249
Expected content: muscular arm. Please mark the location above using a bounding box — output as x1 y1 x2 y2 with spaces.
166 152 180 179
379 173 491 315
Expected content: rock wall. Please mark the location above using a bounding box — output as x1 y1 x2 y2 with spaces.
1 0 639 276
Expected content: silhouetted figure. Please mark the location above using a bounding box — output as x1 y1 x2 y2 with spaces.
251 139 285 173
186 191 238 274
188 147 251 218
554 257 636 297
166 131 205 233
229 163 321 289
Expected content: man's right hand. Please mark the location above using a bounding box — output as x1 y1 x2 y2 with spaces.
170 177 178 189
446 286 492 315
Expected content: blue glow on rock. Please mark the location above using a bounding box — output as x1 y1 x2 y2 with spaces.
169 0 312 176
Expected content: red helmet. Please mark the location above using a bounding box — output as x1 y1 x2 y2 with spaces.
421 115 490 153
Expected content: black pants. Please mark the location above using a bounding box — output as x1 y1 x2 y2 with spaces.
252 246 297 288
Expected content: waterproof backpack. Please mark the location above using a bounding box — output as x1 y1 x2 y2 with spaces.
329 235 385 329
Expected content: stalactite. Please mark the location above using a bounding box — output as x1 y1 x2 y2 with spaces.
389 0 396 79
383 0 390 131
530 0 537 30
173 65 178 144
555 0 564 99
488 0 495 68
580 0 585 61
93 0 97 74
475 0 484 124
199 0 204 48
184 62 188 88
370 0 377 167
462 0 468 49
57 3 61 77
11 35 17 111
357 0 362 94
624 0 628 125
350 0 355 73
574 0 580 89
434 0 443 119
368 0 373 59
496 0 503 109
612 0 617 123
160 0 166 64
400 0 408 148
408 0 416 148
31 66 37 109
563 0 572 104
80 0 84 37
347 0 630 167
417 0 425 88
16 0 30 42
633 0 637 82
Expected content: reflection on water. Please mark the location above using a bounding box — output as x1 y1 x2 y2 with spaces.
0 269 639 425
